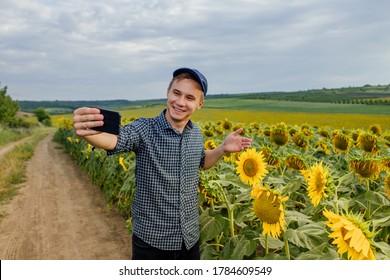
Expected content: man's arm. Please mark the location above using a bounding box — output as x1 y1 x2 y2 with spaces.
73 107 119 151
203 128 252 169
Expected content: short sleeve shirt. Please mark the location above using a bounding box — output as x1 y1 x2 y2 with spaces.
107 109 205 250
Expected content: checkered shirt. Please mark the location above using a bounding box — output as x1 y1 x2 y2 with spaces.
107 110 205 250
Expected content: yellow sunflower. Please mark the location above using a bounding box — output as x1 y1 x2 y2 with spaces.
284 154 307 171
357 132 378 154
301 161 331 206
292 132 308 149
204 139 217 150
251 186 288 238
260 146 281 168
369 124 382 136
270 122 289 146
332 133 351 153
236 148 268 186
380 158 390 172
349 158 381 183
323 209 376 260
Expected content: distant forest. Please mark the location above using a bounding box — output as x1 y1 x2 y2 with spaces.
18 84 390 114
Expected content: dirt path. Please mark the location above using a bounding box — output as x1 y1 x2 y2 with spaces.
0 134 132 259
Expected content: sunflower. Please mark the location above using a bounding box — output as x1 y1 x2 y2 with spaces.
260 146 281 168
315 140 331 155
236 148 268 186
251 185 288 238
323 209 376 260
349 158 381 183
301 161 331 206
318 129 330 139
332 133 351 153
270 123 289 146
369 124 382 136
220 119 233 131
357 132 378 154
384 174 390 198
284 154 307 171
204 139 217 150
292 132 308 149
381 158 390 172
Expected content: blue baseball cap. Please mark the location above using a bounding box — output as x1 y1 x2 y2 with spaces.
173 67 208 95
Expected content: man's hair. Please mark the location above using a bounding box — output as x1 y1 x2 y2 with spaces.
168 72 203 93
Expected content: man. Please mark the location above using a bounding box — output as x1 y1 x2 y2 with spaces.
73 67 252 260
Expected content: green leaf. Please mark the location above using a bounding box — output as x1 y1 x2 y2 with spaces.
373 241 390 259
295 244 339 260
372 215 390 227
199 210 228 242
222 236 257 260
365 190 390 206
285 223 328 250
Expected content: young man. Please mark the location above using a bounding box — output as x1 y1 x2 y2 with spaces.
73 67 252 260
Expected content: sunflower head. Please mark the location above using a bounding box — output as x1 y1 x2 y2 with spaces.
249 122 262 135
315 140 331 155
251 185 288 238
284 154 307 171
332 133 351 153
204 139 217 150
323 209 376 260
220 119 233 131
270 123 289 146
369 124 382 136
301 161 331 206
236 148 268 186
357 132 378 154
260 146 281 168
263 127 271 137
318 128 330 139
381 158 390 172
349 157 381 183
292 132 309 149
203 129 214 137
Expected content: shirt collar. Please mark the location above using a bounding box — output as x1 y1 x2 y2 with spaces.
158 109 194 133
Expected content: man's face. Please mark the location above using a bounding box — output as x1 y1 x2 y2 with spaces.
166 78 204 126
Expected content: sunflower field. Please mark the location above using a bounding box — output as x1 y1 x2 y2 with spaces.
54 117 390 260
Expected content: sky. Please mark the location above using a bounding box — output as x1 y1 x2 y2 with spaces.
1 0 390 101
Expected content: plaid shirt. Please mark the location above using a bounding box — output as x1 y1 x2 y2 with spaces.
108 110 205 250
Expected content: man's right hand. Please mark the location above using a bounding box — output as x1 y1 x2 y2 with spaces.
73 107 104 137
73 107 119 151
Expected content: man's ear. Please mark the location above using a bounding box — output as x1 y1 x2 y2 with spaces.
197 100 204 110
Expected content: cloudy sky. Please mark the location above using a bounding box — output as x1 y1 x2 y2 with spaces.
1 0 390 101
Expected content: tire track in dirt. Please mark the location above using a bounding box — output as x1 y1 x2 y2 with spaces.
0 134 132 259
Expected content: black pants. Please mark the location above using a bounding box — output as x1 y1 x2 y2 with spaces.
132 234 200 260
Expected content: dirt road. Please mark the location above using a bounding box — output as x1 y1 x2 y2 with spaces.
0 134 132 259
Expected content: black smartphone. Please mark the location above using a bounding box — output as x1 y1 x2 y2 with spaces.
91 108 121 135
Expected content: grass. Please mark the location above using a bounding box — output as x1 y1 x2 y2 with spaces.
0 126 32 148
0 129 50 215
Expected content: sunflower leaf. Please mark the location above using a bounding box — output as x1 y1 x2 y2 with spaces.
199 210 229 242
285 223 328 250
222 236 257 260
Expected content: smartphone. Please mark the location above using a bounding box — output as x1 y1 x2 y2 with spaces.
91 108 121 135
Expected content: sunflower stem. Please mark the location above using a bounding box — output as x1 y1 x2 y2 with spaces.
284 236 290 260
265 234 269 255
216 181 235 237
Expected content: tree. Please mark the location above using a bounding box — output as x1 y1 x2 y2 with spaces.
33 108 52 126
0 86 19 125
